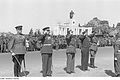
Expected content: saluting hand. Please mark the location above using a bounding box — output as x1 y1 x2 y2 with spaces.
10 51 16 55
115 57 117 60
12 53 16 56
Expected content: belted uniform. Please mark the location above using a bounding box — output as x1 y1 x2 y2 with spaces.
79 35 90 71
113 37 120 76
40 34 53 77
8 33 26 77
66 35 76 73
89 36 98 68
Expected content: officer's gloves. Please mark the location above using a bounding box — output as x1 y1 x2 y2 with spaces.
10 51 16 55
115 57 117 60
118 50 120 52
12 53 16 56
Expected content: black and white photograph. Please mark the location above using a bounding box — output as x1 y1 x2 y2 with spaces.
0 0 120 79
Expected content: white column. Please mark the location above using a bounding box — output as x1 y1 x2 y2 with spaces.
77 28 78 35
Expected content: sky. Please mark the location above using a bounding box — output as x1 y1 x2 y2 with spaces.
0 0 120 34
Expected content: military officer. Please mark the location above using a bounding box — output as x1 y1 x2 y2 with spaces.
66 30 76 74
79 30 90 71
40 27 53 77
113 33 120 77
8 25 26 77
89 32 98 68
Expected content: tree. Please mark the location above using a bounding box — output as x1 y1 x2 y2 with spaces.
34 32 37 37
29 28 33 36
37 29 41 36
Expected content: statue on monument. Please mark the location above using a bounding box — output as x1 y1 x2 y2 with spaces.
70 10 74 19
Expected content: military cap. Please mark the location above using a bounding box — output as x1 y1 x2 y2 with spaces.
42 27 50 31
15 25 23 30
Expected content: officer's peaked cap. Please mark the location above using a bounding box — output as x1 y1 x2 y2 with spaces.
43 27 50 31
15 25 23 30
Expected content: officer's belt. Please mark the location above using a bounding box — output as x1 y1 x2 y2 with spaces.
43 44 52 46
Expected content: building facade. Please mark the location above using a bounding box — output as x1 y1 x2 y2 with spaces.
51 20 93 36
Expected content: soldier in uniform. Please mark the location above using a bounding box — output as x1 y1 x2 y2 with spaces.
113 33 120 77
89 32 98 68
79 30 90 71
40 27 53 77
66 30 76 74
8 26 26 77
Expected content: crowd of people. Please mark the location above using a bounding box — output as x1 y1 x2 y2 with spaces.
0 35 113 53
0 35 11 53
0 32 115 53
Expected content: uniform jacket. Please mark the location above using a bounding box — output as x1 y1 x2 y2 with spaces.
79 35 90 49
66 35 76 53
114 39 120 61
90 36 98 51
40 34 53 54
114 39 120 53
8 34 26 54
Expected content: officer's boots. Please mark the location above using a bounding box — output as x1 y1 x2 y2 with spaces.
90 58 95 68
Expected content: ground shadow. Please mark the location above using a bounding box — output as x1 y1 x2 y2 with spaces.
40 70 52 74
76 65 83 71
76 65 90 71
88 63 98 68
19 71 30 77
63 67 67 72
40 70 43 73
104 70 116 77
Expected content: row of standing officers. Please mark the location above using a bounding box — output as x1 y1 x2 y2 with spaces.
8 25 99 77
8 25 120 77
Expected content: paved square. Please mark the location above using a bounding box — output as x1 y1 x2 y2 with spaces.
0 47 114 77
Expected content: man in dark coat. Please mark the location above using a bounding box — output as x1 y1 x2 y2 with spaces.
113 33 120 77
40 27 53 77
79 30 90 71
89 33 98 68
66 30 76 74
8 25 26 77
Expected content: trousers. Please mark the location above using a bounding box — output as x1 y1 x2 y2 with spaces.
81 48 89 70
12 54 24 77
66 53 75 73
42 53 52 77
